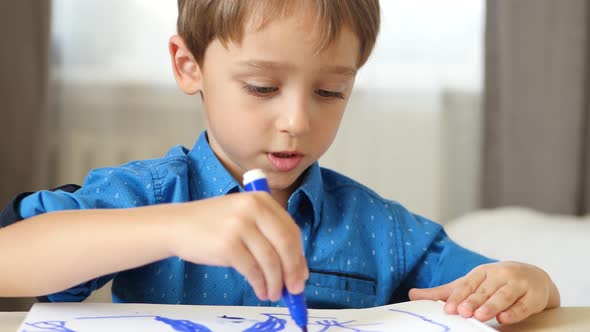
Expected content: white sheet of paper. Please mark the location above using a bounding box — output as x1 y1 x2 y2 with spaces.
18 299 496 332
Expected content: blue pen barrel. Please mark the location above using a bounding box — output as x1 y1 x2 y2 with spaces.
242 169 308 331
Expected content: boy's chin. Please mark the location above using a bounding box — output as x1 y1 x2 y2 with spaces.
268 169 305 188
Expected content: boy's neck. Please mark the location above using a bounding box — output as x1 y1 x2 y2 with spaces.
271 190 292 209
271 175 304 209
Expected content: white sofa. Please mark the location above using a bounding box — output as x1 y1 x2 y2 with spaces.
445 207 590 307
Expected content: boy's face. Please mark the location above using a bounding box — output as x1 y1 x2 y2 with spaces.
172 13 360 200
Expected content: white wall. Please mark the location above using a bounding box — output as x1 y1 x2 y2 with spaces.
321 89 443 221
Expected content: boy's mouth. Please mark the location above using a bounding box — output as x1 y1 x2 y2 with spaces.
267 152 303 172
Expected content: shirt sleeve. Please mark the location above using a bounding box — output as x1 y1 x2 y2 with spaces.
17 164 157 302
395 207 497 291
410 225 497 288
19 165 157 219
0 184 81 228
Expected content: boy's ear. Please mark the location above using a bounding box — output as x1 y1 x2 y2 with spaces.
169 35 202 95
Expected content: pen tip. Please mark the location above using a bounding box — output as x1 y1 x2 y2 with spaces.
301 327 307 332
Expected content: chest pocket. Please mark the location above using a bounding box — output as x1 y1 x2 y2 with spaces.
305 270 377 309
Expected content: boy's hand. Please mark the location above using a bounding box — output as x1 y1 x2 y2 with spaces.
408 262 560 324
165 192 308 302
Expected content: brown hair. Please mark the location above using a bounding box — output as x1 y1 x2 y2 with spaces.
177 0 380 67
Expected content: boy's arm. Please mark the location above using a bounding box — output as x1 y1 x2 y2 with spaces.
0 207 173 297
0 194 309 301
6 166 161 301
0 184 102 302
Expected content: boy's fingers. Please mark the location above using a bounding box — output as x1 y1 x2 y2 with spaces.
281 241 309 294
229 241 268 301
445 269 486 314
458 278 504 317
457 292 489 318
252 196 308 294
496 295 534 324
473 283 525 322
240 225 284 302
408 282 454 302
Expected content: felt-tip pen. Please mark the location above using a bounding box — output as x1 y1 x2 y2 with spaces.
243 169 308 332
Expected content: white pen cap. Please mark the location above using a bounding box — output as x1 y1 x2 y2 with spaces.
243 169 267 185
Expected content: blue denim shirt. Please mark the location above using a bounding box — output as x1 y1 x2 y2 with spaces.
20 131 494 308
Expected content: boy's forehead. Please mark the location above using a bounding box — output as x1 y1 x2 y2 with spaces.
228 10 361 68
222 2 360 66
222 18 360 72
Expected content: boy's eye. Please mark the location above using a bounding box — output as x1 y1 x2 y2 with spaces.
243 84 278 97
315 89 345 99
242 84 344 100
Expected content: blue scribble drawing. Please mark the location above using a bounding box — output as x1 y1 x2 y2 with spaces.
247 313 381 332
22 315 211 332
23 320 75 332
243 313 287 331
313 319 381 332
154 316 213 332
21 305 455 332
78 314 212 331
76 315 156 319
389 308 450 332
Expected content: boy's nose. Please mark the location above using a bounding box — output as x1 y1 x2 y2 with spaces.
276 96 311 136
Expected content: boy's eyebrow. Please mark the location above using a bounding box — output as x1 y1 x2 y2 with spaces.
320 65 357 76
237 60 357 76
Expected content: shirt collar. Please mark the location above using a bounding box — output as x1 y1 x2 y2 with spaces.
187 130 324 230
187 131 241 200
288 162 324 231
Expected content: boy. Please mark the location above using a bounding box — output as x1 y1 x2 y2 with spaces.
0 0 558 325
